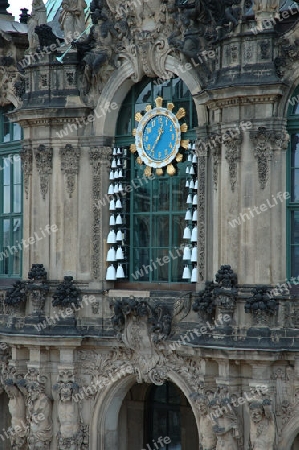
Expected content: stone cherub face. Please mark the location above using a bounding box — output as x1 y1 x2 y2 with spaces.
250 405 264 423
60 383 73 402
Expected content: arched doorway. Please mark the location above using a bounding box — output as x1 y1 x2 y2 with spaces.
118 381 198 450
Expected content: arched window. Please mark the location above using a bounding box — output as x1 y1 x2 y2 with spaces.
145 381 182 450
0 106 23 278
113 77 197 284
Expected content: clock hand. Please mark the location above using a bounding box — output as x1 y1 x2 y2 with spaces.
151 127 164 153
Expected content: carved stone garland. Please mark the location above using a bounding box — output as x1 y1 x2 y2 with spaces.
224 132 243 192
34 144 53 200
60 144 80 198
20 144 33 199
250 127 289 189
89 147 111 279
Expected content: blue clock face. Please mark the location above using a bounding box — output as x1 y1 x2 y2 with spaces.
135 107 181 169
143 115 177 162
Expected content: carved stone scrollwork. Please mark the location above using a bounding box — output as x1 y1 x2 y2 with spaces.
52 368 82 450
20 145 33 199
89 146 111 279
60 144 80 198
250 127 289 189
34 145 53 200
224 132 243 192
3 378 27 450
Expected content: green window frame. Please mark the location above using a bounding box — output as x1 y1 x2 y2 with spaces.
115 78 197 283
0 106 23 278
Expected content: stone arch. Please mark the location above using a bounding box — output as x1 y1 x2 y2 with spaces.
279 414 299 450
93 55 206 138
90 370 200 450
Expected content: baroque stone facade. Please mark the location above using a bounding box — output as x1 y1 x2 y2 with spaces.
2 0 299 449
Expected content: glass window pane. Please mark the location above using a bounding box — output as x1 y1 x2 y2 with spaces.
172 177 186 211
292 135 299 167
3 185 10 213
131 247 149 281
3 118 10 142
133 216 150 248
291 246 299 277
3 160 11 185
151 248 169 282
152 180 170 212
116 103 132 135
13 123 22 141
12 218 21 275
153 216 169 247
291 169 299 202
13 184 21 213
136 83 152 105
13 156 21 184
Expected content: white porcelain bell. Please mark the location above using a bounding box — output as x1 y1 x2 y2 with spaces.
191 266 197 283
191 226 198 242
106 264 116 281
113 148 117 156
185 179 189 188
114 184 119 194
116 214 122 225
192 209 197 222
116 246 124 260
192 154 197 163
117 158 122 166
111 159 117 169
116 229 123 241
183 226 191 240
194 179 198 189
192 194 198 205
109 170 114 180
191 246 197 262
192 143 196 150
186 166 189 174
187 194 192 204
108 184 114 195
109 215 115 226
189 179 195 189
182 265 191 279
118 169 123 178
116 264 125 278
183 246 191 260
188 143 192 150
109 199 115 211
107 230 116 244
118 183 123 191
107 247 116 262
189 166 195 175
114 170 119 179
188 154 192 162
116 198 122 209
185 209 192 221
117 147 122 154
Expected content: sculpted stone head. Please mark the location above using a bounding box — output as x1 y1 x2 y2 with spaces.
250 403 264 423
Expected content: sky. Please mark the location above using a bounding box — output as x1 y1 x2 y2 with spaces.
7 0 35 21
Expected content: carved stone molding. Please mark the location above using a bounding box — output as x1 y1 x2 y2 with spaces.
250 127 289 189
224 132 243 192
60 144 80 198
249 398 276 450
196 139 208 282
89 147 111 279
34 145 53 200
20 144 33 199
3 378 27 450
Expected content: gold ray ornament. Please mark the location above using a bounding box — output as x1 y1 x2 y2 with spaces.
144 166 152 177
176 153 183 162
132 128 137 136
155 97 163 107
167 103 175 111
180 123 188 133
137 157 143 165
167 164 176 176
145 105 152 112
130 144 136 153
176 108 186 120
180 139 190 149
156 168 163 176
135 112 143 122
